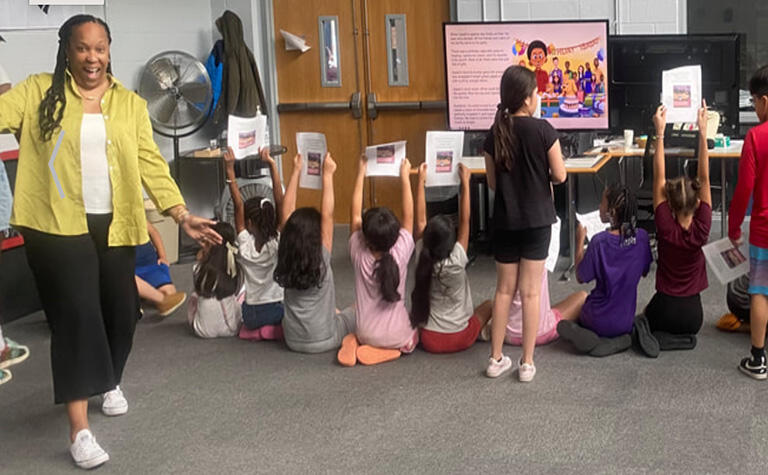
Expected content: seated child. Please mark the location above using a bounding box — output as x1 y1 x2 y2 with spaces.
135 220 186 317
410 163 492 354
275 153 356 353
187 221 244 338
636 102 712 355
500 268 587 346
337 156 416 366
224 147 286 341
716 274 751 332
557 184 652 356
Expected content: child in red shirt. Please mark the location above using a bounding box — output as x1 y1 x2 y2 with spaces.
729 65 768 380
634 101 712 357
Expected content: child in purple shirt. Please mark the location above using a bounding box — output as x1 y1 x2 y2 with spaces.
557 185 652 356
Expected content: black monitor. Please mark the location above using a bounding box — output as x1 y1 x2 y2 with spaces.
609 34 740 135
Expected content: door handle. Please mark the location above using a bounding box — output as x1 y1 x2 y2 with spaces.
277 92 362 119
366 92 446 120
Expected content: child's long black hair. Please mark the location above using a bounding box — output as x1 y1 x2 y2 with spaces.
492 65 538 172
39 14 113 141
410 215 456 328
273 207 326 290
194 222 243 299
362 207 401 303
605 184 639 246
244 195 277 250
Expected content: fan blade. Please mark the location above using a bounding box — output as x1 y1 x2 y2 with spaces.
179 81 210 105
146 92 179 127
149 57 179 89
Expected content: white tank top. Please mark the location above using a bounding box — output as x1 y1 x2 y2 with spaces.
80 113 112 213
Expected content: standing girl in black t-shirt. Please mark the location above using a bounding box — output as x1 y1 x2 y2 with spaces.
483 65 566 382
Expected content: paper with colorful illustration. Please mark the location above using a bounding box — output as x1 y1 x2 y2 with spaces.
296 132 327 189
662 65 702 124
227 114 266 159
365 141 406 177
425 131 464 187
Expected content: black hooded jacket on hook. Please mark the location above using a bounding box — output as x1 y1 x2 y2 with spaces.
213 10 267 124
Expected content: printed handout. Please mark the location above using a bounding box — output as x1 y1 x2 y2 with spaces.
545 217 562 272
365 141 406 177
296 132 327 189
425 131 464 187
662 65 702 124
227 114 266 159
703 238 749 284
575 210 606 240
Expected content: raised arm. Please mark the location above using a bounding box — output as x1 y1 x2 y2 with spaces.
457 163 471 252
224 147 245 234
281 153 302 226
400 158 414 235
262 148 285 231
414 163 428 241
547 139 567 184
696 99 712 207
350 154 366 234
652 105 667 210
321 152 336 253
483 152 496 191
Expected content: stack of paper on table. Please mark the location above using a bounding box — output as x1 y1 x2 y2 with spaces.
565 155 604 169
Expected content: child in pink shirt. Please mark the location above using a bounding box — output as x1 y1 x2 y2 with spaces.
337 156 417 366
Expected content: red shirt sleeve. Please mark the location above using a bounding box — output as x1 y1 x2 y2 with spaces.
729 130 757 241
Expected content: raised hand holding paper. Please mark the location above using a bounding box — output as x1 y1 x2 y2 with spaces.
365 141 406 177
662 65 702 124
296 132 327 189
425 131 464 187
227 114 266 159
575 210 606 240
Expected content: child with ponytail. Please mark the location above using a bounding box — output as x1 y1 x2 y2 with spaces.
556 184 652 356
187 221 244 338
337 155 416 366
224 147 286 341
410 163 492 353
483 65 566 382
634 102 711 355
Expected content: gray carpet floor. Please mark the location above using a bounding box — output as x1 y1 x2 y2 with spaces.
2 224 767 474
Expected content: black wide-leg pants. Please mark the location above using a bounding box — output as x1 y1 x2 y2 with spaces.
20 214 139 404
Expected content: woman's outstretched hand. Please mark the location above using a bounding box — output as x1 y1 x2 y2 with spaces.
181 214 222 246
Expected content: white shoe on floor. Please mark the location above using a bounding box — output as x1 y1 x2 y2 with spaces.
486 355 512 378
102 386 128 416
70 429 109 469
518 358 536 382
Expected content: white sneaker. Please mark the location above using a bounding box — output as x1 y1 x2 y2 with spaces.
518 359 536 382
486 355 512 378
70 429 109 469
102 386 128 416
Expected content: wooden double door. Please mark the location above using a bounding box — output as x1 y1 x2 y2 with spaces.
273 0 450 221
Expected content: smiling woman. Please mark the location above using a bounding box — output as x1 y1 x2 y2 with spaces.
0 14 221 471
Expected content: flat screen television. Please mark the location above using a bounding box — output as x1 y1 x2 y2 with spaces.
609 34 741 135
443 20 610 131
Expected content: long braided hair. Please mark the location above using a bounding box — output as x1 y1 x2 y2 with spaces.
604 184 638 247
38 14 112 141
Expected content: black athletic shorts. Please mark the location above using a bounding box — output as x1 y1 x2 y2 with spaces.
492 226 551 263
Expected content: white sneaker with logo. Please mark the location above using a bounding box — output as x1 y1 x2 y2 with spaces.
486 355 512 378
518 358 536 382
70 429 109 469
102 386 128 416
